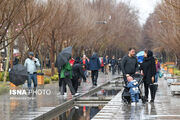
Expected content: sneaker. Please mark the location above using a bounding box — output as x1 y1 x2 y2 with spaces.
73 93 80 97
131 102 136 106
33 87 37 91
74 106 79 109
63 94 67 99
64 93 67 96
75 93 80 96
150 100 154 103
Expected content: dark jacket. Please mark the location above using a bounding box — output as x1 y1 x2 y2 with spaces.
117 59 122 67
88 54 101 70
72 62 86 81
111 59 117 67
103 57 109 65
140 50 156 84
121 55 139 75
13 57 19 65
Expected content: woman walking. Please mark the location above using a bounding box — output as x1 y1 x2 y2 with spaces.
140 50 156 103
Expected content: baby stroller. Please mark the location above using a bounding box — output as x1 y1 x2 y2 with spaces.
122 74 146 104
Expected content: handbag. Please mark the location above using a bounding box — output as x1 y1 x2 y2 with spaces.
64 71 70 77
159 71 163 78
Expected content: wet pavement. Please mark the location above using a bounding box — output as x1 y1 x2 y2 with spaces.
92 75 180 120
0 72 119 120
58 106 103 120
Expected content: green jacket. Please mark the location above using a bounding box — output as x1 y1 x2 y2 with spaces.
60 62 72 79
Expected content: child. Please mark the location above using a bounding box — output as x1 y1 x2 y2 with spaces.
127 76 140 106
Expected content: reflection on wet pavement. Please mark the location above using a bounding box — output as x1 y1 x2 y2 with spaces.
59 106 103 120
0 73 119 120
93 77 180 120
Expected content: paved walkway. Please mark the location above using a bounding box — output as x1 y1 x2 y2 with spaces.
0 72 119 120
92 75 180 120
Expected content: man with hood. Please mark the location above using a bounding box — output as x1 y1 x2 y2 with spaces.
72 57 87 93
88 52 101 86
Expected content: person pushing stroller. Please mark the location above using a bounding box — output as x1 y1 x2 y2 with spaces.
127 75 140 106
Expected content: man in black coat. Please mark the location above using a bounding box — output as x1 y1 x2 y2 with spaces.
117 58 122 74
72 57 86 93
140 50 156 103
111 56 117 75
121 48 139 85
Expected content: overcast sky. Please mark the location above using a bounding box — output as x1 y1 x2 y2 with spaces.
120 0 161 25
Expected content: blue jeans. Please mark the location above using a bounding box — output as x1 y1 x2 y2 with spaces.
84 70 88 77
131 93 139 102
155 72 159 83
28 74 37 89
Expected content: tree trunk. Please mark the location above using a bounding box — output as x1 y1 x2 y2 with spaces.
4 41 10 83
10 41 14 69
50 30 55 76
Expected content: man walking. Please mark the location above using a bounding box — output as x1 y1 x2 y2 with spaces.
111 56 117 75
24 52 40 91
121 48 139 85
88 52 101 86
117 58 122 74
72 57 86 93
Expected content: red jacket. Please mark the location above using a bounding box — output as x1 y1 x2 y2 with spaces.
69 58 75 66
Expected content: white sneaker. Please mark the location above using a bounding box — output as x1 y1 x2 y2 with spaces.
74 93 80 97
64 93 67 96
74 106 79 109
63 94 67 99
131 102 136 106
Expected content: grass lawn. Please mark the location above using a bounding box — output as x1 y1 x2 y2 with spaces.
174 68 180 76
0 83 9 95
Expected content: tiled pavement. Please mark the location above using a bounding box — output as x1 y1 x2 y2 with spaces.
92 76 180 120
0 73 119 120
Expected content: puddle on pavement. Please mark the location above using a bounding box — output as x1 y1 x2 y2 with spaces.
90 89 120 97
90 84 122 97
57 106 104 120
51 82 122 120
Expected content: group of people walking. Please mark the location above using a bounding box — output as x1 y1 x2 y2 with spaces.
100 55 122 75
22 46 160 102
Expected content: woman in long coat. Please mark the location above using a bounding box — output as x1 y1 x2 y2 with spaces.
140 50 156 103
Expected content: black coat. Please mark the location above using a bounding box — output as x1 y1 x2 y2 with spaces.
117 59 122 67
111 59 117 67
72 63 86 81
13 57 19 65
141 51 156 84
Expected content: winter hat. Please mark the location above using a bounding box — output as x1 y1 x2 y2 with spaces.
29 52 34 56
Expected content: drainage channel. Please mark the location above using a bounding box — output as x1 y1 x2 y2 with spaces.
34 76 124 120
